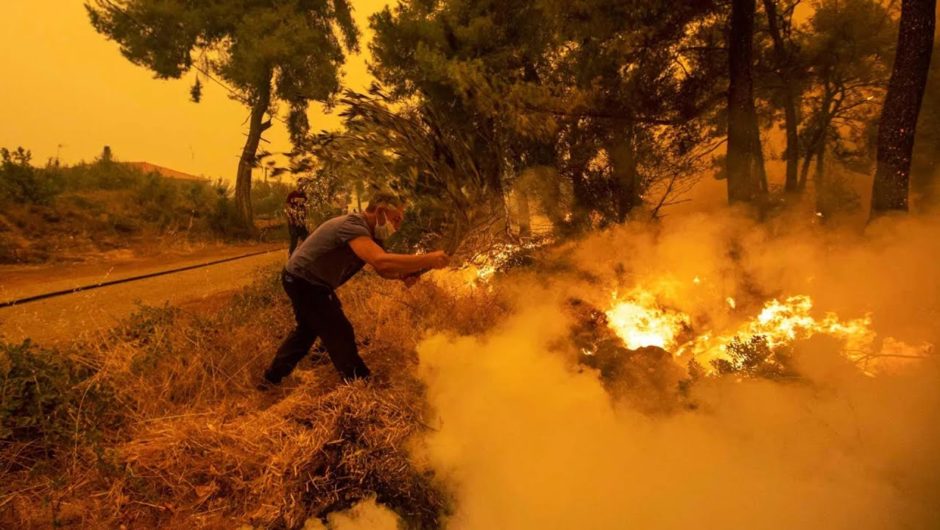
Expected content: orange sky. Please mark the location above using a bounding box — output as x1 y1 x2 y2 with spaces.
0 0 388 181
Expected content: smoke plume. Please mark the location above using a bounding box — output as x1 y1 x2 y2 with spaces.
415 210 940 529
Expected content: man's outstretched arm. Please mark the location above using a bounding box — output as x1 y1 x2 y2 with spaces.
348 236 449 279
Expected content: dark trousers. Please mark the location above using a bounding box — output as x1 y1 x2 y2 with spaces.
288 224 309 256
265 271 371 382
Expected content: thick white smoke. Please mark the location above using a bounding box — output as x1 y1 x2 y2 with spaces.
413 210 940 529
305 498 402 530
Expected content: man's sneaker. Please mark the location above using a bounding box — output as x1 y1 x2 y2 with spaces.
256 372 280 392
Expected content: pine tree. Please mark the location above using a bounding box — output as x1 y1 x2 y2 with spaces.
86 0 359 230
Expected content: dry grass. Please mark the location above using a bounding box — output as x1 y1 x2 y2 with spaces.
0 264 508 529
117 379 445 529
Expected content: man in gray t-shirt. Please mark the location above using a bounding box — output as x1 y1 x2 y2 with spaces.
263 192 449 385
284 212 374 290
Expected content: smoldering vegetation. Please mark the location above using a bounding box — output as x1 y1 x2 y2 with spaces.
2 210 939 529
418 210 940 529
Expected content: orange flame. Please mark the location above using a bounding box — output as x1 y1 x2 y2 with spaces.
605 291 690 350
603 290 911 373
685 295 876 368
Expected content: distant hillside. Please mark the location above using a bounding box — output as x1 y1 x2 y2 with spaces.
0 146 292 263
124 162 208 183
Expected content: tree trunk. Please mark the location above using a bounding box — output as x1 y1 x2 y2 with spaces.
751 109 770 193
800 85 835 191
514 188 532 236
871 0 936 216
762 0 800 193
727 0 767 204
799 144 815 190
910 11 940 211
567 160 595 230
235 74 273 231
815 141 828 215
609 121 640 222
782 88 800 192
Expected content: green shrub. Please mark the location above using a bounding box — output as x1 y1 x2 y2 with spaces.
0 147 64 205
135 172 182 226
60 155 146 191
208 179 257 237
711 335 797 379
114 304 183 377
0 341 119 468
184 180 218 218
251 179 291 219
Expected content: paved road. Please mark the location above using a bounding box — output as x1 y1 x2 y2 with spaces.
0 249 285 346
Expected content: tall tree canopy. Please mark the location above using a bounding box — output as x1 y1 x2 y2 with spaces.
800 0 894 215
368 0 725 230
86 0 360 229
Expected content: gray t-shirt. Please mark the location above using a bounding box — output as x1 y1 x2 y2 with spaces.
285 213 374 289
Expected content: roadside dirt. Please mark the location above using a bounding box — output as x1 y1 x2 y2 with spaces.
0 244 286 346
0 242 285 302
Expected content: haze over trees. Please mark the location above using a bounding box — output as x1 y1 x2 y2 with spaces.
84 0 937 237
3 2 940 528
86 0 360 231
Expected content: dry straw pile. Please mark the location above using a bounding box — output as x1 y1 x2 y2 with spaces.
1 265 507 529
119 379 446 528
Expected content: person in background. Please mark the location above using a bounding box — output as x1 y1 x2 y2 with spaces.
285 181 309 256
261 191 449 386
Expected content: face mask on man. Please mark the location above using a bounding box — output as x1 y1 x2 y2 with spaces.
374 210 398 241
